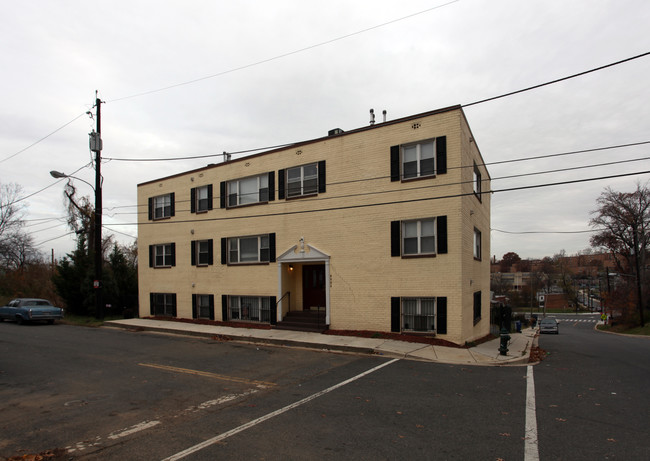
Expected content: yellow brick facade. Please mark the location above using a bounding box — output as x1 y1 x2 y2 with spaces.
137 105 491 345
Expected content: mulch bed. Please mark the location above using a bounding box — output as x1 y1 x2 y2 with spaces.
143 316 272 330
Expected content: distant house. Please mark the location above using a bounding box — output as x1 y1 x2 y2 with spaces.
137 105 491 345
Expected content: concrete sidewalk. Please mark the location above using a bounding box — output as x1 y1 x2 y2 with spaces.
105 318 537 366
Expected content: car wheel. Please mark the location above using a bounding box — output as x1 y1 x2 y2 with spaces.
16 316 24 325
47 319 55 325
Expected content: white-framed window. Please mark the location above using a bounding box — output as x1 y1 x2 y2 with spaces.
153 194 173 219
402 218 436 256
287 163 318 198
196 185 210 212
228 235 270 264
402 140 435 179
196 240 211 266
402 297 436 332
229 296 271 322
474 228 482 260
151 293 176 317
196 294 212 319
473 162 482 198
154 244 174 267
228 174 269 207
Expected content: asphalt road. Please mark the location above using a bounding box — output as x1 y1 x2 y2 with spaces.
0 316 648 460
535 313 650 460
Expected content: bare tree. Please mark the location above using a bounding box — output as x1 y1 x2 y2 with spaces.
553 250 579 311
0 232 40 270
0 182 25 240
590 182 650 326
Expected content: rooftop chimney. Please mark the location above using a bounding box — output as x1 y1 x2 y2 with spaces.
369 108 375 125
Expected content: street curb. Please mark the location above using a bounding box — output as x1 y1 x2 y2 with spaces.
593 322 650 339
104 321 536 366
104 322 376 355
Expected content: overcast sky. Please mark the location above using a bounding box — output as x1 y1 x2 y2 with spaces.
2 0 649 262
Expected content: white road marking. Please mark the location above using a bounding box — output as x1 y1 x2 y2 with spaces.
162 358 401 461
524 365 540 461
108 420 161 440
66 389 257 453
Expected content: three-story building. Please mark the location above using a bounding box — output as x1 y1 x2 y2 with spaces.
137 105 490 345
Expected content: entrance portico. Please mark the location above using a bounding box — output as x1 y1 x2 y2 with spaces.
276 238 330 326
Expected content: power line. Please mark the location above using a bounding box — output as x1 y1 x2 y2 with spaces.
462 51 650 108
7 163 93 207
104 142 299 162
102 49 650 165
109 169 650 227
478 141 650 169
34 231 76 247
102 226 137 240
114 149 650 215
0 112 88 164
108 1 460 103
492 228 599 235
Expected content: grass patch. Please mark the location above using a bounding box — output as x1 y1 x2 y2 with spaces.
60 314 123 327
597 323 650 336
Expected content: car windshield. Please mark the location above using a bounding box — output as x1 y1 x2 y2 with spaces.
540 319 555 324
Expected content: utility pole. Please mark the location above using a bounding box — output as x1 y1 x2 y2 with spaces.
633 227 645 326
90 92 103 319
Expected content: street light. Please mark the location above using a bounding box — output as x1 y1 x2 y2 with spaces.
50 167 103 319
50 170 95 191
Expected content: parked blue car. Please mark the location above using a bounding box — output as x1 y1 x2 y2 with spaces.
0 298 64 324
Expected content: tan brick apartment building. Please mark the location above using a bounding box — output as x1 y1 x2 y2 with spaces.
137 105 491 345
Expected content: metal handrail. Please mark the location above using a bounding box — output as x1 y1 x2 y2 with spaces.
277 291 291 314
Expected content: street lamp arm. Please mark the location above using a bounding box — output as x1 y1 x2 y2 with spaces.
50 170 95 191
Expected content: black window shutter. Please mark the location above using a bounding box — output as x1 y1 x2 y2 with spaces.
269 233 276 263
192 294 197 319
437 297 447 334
270 296 277 325
268 172 275 201
318 160 326 193
171 294 177 317
390 145 400 182
437 215 448 254
149 293 155 316
170 243 176 267
436 136 447 175
391 297 401 332
190 188 196 213
149 245 154 267
220 182 226 209
208 239 214 265
221 295 228 321
221 238 227 264
170 193 175 217
207 184 214 210
191 240 196 266
148 197 153 220
278 169 285 200
391 221 401 257
209 295 215 320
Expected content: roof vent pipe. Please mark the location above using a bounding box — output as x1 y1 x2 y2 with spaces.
369 108 375 125
383 110 387 123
